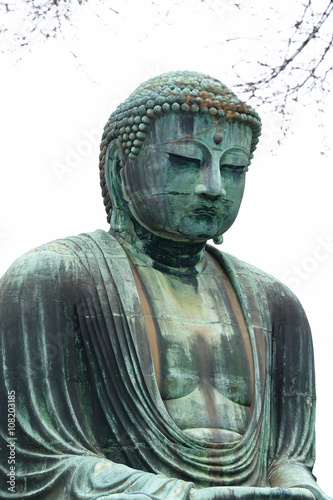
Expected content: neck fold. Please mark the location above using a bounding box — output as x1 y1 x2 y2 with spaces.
110 219 207 276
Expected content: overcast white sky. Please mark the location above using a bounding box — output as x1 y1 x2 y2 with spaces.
1 0 333 493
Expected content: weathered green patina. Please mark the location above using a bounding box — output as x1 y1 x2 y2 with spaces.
0 71 330 500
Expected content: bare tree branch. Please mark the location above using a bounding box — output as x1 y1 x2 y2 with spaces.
1 0 332 149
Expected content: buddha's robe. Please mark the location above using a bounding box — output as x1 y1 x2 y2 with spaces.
0 230 319 499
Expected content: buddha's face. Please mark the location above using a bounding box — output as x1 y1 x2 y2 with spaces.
120 113 252 242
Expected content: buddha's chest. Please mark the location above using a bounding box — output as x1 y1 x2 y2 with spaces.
131 254 254 407
155 315 253 406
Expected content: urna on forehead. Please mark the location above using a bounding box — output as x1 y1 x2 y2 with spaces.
100 70 261 161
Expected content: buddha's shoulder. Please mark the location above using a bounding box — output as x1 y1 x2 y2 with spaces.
208 245 299 302
0 229 117 284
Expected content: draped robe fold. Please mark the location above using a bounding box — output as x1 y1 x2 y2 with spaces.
0 230 318 499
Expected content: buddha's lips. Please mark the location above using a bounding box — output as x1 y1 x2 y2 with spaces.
192 207 219 216
190 200 231 216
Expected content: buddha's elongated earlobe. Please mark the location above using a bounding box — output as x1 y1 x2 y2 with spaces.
105 141 130 233
213 235 223 245
110 204 130 233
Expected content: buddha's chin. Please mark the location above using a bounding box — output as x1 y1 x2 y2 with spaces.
172 216 231 243
131 212 231 243
156 222 230 244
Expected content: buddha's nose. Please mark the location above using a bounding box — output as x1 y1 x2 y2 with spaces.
193 162 226 198
193 184 226 197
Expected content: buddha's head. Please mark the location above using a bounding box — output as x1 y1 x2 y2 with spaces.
99 71 261 244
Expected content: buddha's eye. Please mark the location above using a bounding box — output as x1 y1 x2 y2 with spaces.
168 152 201 167
221 164 248 173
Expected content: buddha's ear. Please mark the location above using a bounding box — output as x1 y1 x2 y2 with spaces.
105 140 130 232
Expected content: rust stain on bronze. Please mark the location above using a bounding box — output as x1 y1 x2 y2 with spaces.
194 334 220 430
209 254 255 399
128 261 162 390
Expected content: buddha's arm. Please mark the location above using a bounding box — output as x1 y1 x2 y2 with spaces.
269 465 331 500
188 486 316 500
70 458 195 499
266 286 330 500
83 461 316 500
0 245 194 500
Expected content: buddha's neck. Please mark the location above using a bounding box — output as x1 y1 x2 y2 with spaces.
110 220 207 276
